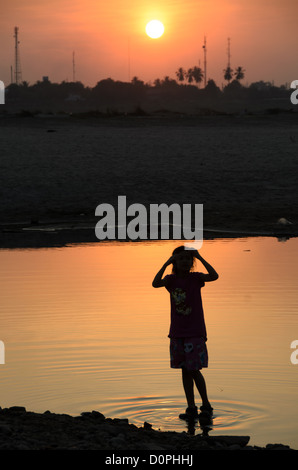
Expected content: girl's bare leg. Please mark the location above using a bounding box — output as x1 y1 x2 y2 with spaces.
182 368 196 408
182 368 211 408
193 370 211 408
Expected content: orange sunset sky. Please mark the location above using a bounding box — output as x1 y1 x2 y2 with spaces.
0 0 297 88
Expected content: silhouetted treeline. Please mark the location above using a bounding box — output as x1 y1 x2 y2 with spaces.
2 76 293 115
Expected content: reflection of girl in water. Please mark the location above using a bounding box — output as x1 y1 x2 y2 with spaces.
152 246 219 421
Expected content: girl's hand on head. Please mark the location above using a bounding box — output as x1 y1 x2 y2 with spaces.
187 248 199 258
166 255 176 266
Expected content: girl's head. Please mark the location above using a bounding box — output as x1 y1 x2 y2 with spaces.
171 245 195 274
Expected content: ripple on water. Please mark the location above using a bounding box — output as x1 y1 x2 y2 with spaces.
99 395 267 435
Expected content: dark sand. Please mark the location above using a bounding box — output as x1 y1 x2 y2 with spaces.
0 112 297 247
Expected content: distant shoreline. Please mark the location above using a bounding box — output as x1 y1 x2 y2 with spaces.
0 112 297 248
0 219 297 249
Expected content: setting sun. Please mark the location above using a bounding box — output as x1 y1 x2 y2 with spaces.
145 20 164 39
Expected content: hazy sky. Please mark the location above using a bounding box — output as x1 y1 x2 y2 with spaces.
0 0 297 87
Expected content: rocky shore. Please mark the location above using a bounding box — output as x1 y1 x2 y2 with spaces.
0 406 294 451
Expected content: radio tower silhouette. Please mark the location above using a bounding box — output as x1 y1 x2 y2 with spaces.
202 36 207 87
227 37 231 69
72 51 76 82
14 27 22 84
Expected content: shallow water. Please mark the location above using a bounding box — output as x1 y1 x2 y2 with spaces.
0 237 298 448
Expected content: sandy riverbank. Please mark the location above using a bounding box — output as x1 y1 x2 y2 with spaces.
0 112 297 248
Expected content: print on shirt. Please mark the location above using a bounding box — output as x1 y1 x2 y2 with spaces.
171 288 192 316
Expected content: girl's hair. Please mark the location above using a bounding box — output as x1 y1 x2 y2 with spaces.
171 245 195 274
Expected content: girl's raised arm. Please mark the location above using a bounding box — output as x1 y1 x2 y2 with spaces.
152 256 174 288
192 250 219 282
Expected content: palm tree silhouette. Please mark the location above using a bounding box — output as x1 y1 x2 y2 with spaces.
176 66 203 86
176 67 186 82
234 66 245 81
223 66 233 84
191 66 204 87
186 68 194 83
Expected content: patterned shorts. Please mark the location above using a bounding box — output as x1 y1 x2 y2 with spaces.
170 337 208 371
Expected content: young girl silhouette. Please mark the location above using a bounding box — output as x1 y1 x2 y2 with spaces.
152 245 219 421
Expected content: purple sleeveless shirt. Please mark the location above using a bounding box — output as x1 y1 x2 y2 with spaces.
164 272 207 340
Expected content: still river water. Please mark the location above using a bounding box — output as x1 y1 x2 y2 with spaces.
0 236 298 449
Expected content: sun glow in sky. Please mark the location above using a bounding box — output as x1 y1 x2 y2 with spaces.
146 20 165 39
0 0 297 87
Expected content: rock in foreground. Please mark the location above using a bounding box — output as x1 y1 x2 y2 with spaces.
0 406 294 451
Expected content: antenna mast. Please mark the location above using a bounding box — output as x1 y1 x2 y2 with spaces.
202 36 207 87
227 37 231 68
128 37 131 82
72 51 76 82
14 27 22 84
